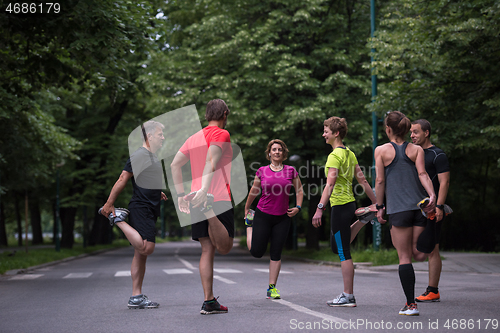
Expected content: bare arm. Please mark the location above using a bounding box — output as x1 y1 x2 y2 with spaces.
415 146 436 210
170 151 189 213
288 175 304 217
101 170 133 216
244 175 261 219
374 146 387 223
354 164 376 204
312 167 337 228
435 171 450 222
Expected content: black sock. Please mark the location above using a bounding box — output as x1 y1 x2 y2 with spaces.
399 264 415 304
428 286 439 294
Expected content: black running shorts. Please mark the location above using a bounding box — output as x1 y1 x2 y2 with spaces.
191 201 234 241
128 203 158 243
388 210 426 228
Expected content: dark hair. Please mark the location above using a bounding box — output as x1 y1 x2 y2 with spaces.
265 139 289 161
384 111 411 138
412 119 432 137
205 99 230 122
323 116 348 140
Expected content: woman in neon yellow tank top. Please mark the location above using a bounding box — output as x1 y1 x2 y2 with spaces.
312 116 376 307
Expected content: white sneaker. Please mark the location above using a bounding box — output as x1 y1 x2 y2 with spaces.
399 302 419 316
327 293 356 307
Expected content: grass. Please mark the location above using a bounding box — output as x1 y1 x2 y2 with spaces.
0 239 133 275
0 236 192 275
282 246 400 266
240 237 400 266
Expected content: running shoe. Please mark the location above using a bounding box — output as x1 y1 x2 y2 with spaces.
327 293 356 307
416 289 440 302
128 294 159 309
98 207 129 226
355 204 377 224
417 197 435 219
399 302 419 316
245 209 255 227
267 287 281 299
183 191 215 213
200 297 228 315
200 193 215 213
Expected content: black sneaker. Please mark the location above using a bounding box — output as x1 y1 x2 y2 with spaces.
200 297 228 315
128 294 159 309
98 207 129 226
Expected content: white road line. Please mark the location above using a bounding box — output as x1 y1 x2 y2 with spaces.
63 273 93 279
9 274 44 280
273 299 347 323
213 275 236 284
254 268 293 274
163 269 193 275
213 268 242 273
176 255 197 270
114 271 131 277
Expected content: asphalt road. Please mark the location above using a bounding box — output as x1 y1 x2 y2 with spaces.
1 241 499 333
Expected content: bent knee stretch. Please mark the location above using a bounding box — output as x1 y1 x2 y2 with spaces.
270 252 283 261
250 246 266 258
217 242 233 255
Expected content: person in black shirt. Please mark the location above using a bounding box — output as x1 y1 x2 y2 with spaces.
411 119 450 303
101 120 168 309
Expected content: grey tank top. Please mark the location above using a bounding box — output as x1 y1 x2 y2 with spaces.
384 142 426 214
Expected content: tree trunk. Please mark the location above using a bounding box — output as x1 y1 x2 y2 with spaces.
15 193 22 246
29 194 43 245
0 200 7 246
89 207 113 245
306 162 323 250
60 206 77 248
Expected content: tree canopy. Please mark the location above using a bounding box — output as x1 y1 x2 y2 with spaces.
1 0 498 251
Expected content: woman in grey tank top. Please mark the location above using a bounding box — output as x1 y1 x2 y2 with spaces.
374 111 436 316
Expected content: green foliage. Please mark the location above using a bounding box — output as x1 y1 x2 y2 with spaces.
0 240 130 275
370 0 500 250
1 0 499 251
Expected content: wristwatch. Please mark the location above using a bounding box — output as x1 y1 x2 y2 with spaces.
376 203 385 210
436 204 444 210
296 205 302 212
317 203 326 211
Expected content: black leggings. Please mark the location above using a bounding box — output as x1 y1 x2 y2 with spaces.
250 208 291 261
330 201 356 261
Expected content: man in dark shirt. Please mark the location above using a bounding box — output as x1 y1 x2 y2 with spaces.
101 120 167 309
411 119 450 303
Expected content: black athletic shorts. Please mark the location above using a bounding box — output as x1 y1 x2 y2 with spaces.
128 203 158 243
191 201 234 241
388 210 426 228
